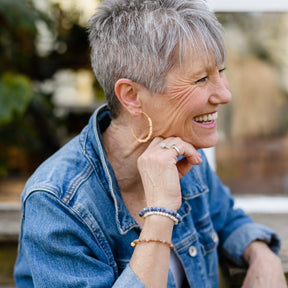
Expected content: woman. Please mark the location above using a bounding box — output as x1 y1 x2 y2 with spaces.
14 0 286 287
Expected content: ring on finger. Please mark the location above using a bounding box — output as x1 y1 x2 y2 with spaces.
160 142 181 157
160 142 170 149
171 144 181 157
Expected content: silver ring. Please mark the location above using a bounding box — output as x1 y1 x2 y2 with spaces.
160 142 170 149
171 144 181 157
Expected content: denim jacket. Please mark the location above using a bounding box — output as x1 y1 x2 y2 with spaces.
14 104 280 288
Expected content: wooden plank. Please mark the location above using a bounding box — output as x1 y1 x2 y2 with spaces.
0 243 18 286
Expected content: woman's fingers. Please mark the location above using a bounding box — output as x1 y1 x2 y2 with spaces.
176 155 202 178
137 137 202 210
157 137 202 177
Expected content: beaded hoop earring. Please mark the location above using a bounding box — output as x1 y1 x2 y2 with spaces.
130 111 153 143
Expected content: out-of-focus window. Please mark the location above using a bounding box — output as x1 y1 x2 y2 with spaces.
212 2 288 196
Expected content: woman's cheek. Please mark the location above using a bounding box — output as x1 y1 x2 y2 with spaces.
168 85 197 107
223 75 230 90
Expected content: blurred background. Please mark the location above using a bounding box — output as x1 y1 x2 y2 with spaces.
0 0 287 286
0 0 287 198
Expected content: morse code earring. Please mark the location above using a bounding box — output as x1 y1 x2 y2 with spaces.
130 111 153 143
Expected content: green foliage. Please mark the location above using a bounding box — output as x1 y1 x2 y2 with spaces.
0 0 39 31
0 73 33 125
0 0 51 76
0 0 56 177
0 0 96 178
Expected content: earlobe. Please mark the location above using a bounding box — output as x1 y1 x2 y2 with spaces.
114 79 142 116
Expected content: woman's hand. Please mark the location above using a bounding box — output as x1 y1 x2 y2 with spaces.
137 137 202 211
242 241 287 288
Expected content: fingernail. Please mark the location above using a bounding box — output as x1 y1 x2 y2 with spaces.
196 154 202 164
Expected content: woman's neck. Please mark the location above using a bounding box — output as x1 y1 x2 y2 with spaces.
102 115 148 197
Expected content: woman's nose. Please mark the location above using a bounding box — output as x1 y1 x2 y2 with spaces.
209 76 232 105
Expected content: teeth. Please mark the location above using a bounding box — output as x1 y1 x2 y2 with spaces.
194 112 217 123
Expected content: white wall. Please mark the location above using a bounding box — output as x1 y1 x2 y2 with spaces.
208 0 288 12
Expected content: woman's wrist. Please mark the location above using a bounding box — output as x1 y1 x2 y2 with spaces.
243 241 273 265
139 207 182 225
141 214 174 239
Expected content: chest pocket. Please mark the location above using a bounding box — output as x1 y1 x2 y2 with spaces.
195 214 219 278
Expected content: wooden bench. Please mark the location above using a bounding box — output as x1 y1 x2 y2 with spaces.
0 203 20 287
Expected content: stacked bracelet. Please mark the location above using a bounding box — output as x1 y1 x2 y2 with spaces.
139 207 182 225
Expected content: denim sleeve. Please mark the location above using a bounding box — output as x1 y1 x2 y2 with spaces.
222 222 281 266
198 150 281 267
113 265 145 288
14 191 145 288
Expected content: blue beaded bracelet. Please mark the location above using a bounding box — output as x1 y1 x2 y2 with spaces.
139 207 182 224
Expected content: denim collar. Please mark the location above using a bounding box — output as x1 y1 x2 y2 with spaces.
80 104 209 234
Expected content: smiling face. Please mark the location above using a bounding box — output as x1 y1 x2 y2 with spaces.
141 49 232 149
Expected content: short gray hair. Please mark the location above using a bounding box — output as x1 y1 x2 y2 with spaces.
88 0 226 118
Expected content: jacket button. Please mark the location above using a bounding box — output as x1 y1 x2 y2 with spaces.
212 231 218 243
188 246 197 257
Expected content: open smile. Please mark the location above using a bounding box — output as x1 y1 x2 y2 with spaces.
193 111 218 124
192 111 218 128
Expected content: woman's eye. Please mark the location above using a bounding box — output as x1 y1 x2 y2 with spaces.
219 67 226 74
195 76 208 84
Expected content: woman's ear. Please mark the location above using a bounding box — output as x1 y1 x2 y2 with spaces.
114 79 143 117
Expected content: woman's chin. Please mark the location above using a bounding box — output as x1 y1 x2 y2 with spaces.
192 135 218 150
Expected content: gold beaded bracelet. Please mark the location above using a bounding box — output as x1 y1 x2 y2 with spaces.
131 238 174 249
